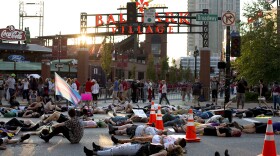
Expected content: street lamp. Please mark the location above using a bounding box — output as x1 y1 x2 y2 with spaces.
193 46 199 79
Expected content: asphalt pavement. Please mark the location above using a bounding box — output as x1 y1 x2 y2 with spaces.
0 96 280 156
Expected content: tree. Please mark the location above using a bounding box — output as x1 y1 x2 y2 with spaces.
234 0 280 85
146 54 156 81
160 56 169 80
100 39 113 79
168 58 178 83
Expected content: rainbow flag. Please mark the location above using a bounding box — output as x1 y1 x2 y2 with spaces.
55 73 81 106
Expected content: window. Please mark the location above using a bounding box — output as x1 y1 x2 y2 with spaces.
151 44 161 55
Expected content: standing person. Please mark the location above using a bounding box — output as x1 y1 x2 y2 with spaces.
37 77 44 97
148 80 153 102
181 82 187 101
219 81 225 98
143 80 148 103
271 81 280 110
43 78 49 98
158 80 163 102
29 76 38 93
192 78 203 107
118 79 123 102
159 80 170 105
112 77 120 104
106 79 112 98
74 78 80 93
0 76 5 105
211 77 220 105
39 108 84 143
258 79 269 107
131 79 138 103
85 78 93 94
6 74 16 100
122 79 129 102
236 77 248 109
91 79 99 106
22 78 30 103
186 81 192 102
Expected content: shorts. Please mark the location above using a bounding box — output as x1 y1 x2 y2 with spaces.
126 125 138 138
92 94 98 101
255 123 267 133
57 114 69 123
212 90 218 99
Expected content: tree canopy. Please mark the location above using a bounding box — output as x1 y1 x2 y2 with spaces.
234 0 280 85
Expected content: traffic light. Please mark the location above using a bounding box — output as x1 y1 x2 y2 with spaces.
231 36 241 57
127 2 137 23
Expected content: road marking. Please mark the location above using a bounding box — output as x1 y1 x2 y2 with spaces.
243 118 260 123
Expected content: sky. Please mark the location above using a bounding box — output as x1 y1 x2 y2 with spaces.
0 0 265 60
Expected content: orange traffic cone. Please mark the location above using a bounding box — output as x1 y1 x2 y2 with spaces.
258 118 280 156
155 105 164 130
147 101 156 126
186 109 201 142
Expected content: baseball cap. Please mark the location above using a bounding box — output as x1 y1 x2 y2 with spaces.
11 73 16 77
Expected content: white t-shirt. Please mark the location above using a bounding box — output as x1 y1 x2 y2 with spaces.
91 83 99 94
152 135 176 149
23 81 29 90
134 125 158 137
206 115 223 124
6 77 15 89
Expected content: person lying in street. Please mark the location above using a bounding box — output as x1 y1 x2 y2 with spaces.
196 125 242 137
0 132 30 150
232 121 280 134
38 108 84 144
108 124 166 138
111 134 187 149
83 141 185 156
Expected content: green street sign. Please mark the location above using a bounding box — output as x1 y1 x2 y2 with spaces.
196 14 218 21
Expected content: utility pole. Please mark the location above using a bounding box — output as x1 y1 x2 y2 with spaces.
194 46 199 79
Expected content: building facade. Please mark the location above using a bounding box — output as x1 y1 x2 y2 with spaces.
180 55 221 77
187 0 240 57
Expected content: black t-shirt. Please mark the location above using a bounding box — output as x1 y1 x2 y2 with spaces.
192 82 202 95
203 127 232 137
237 80 247 93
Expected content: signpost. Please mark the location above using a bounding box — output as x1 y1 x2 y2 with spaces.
222 11 236 104
144 9 156 24
55 63 64 68
196 14 218 21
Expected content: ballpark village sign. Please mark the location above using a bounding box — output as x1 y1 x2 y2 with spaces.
80 0 210 47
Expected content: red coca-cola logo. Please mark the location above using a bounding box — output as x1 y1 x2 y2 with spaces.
0 25 26 41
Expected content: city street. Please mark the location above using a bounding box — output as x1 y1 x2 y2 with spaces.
0 98 280 156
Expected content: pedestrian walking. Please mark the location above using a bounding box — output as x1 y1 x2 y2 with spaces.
159 80 170 105
192 78 202 107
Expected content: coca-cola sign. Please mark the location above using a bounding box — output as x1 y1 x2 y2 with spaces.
0 25 26 41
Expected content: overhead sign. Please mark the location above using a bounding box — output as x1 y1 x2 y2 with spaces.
55 64 64 68
0 25 26 41
196 14 218 21
222 11 235 26
144 9 156 23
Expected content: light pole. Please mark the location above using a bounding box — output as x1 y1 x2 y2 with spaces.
193 46 199 79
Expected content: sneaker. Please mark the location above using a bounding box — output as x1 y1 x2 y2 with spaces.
92 141 101 151
108 124 116 135
20 134 30 142
84 146 94 156
111 135 119 144
39 133 49 143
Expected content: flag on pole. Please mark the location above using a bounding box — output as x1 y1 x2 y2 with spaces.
55 72 81 106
